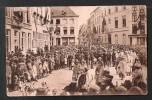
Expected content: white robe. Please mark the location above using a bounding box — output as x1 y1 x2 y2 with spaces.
32 65 37 78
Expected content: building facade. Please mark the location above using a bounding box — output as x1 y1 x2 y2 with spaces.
31 7 51 53
50 7 79 46
6 7 32 55
89 5 147 47
78 23 88 45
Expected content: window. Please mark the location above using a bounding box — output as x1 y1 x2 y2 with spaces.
56 19 60 24
140 23 145 34
27 8 30 23
21 32 25 50
123 34 126 45
63 19 67 24
122 15 126 27
140 10 145 21
14 30 18 36
132 12 137 22
115 34 118 44
115 7 118 12
115 17 118 28
70 19 74 24
28 33 31 49
62 38 68 45
132 6 137 11
105 9 106 16
108 9 111 14
108 18 111 24
50 19 53 24
70 27 74 34
69 37 75 44
14 39 18 51
56 27 60 35
132 24 138 34
63 27 67 35
6 29 11 53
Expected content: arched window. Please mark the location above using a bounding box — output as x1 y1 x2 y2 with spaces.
123 34 126 45
115 34 118 44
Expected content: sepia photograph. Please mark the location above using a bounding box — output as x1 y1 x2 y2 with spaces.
5 6 147 96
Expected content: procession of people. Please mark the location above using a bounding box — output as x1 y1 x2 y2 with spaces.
6 44 147 96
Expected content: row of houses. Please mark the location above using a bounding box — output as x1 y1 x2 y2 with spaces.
6 7 79 54
79 5 147 47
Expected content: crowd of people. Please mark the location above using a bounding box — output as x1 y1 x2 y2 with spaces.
6 44 147 96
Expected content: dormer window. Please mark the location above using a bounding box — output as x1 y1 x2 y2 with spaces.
62 11 67 16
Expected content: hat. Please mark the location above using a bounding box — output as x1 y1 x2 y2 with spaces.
88 85 100 94
102 70 110 76
121 80 132 90
115 86 127 95
105 74 114 80
134 63 142 68
75 59 79 63
98 57 102 60
63 82 78 92
122 55 126 59
82 59 86 63
127 86 144 95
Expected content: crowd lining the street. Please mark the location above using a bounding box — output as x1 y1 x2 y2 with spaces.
6 44 147 96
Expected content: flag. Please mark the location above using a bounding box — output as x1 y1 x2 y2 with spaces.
93 24 97 34
42 8 48 25
102 17 106 32
13 11 23 24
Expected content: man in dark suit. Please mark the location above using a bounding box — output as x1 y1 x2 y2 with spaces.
102 50 107 68
68 53 73 70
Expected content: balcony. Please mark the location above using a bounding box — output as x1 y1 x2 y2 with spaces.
6 16 31 30
22 22 32 30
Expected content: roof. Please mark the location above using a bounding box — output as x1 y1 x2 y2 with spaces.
79 23 88 37
51 7 79 17
90 7 100 15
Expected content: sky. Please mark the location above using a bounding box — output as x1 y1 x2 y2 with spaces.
70 6 98 28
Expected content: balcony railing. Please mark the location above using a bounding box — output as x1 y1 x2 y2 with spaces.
6 16 31 30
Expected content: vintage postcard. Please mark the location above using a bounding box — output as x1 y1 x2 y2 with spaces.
6 6 147 96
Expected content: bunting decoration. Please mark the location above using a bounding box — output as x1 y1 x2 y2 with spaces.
102 17 106 33
93 24 97 34
42 8 48 25
13 11 23 25
134 9 145 31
